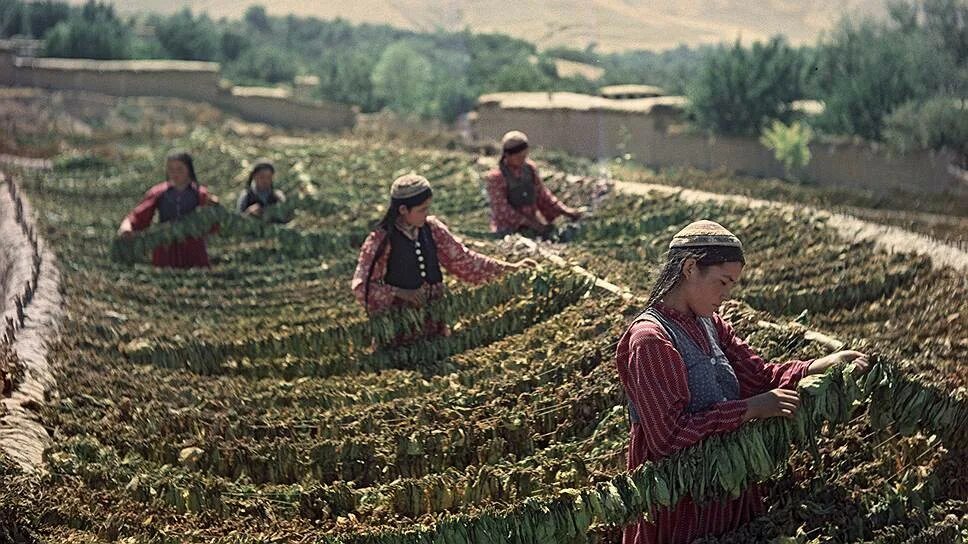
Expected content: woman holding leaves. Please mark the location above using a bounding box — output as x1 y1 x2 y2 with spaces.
485 130 582 237
351 174 535 343
117 150 219 269
237 157 291 223
615 220 869 544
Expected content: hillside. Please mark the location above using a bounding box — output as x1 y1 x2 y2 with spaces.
82 0 886 51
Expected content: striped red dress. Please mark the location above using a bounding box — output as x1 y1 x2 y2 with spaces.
615 303 812 544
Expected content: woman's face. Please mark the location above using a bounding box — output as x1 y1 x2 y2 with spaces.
398 197 432 228
166 159 191 187
505 148 528 168
681 260 744 317
253 169 274 192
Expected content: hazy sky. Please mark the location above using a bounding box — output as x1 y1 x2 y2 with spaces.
99 0 886 52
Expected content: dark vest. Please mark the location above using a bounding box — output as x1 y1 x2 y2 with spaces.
625 308 741 424
500 162 537 209
240 187 280 211
383 224 443 290
157 184 200 223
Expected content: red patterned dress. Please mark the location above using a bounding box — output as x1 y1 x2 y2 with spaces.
615 303 812 544
125 181 218 269
485 159 569 234
351 216 510 316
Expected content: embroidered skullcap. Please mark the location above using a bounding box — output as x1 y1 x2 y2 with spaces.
501 130 529 152
669 220 743 250
390 174 432 200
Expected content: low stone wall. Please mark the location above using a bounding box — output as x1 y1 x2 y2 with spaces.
7 54 219 103
473 93 963 196
0 48 356 132
216 87 356 132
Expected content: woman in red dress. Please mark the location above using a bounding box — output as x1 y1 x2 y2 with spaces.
117 150 218 269
615 220 870 544
485 130 582 237
351 174 535 341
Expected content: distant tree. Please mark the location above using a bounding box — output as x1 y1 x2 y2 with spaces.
0 0 25 38
812 20 952 140
884 96 968 165
44 1 131 59
317 49 379 110
229 44 298 84
760 120 813 181
371 41 434 116
153 9 219 61
487 58 554 92
244 5 270 33
26 0 70 38
922 0 968 65
688 37 805 136
219 29 250 62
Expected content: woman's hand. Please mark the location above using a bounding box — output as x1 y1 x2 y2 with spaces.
509 258 538 270
393 287 426 307
244 203 264 217
564 207 583 221
743 388 801 421
809 350 870 376
117 218 135 239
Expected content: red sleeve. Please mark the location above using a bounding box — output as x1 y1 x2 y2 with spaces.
529 162 568 221
617 321 747 459
351 230 396 314
428 217 510 284
714 315 812 396
197 185 220 235
486 169 537 233
125 183 166 231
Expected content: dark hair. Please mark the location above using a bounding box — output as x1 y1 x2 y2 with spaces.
645 245 746 308
502 141 528 158
375 188 433 231
165 149 198 183
363 188 434 313
248 163 275 184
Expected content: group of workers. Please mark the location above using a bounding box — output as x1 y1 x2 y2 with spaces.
116 130 869 544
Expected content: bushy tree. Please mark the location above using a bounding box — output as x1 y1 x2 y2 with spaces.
244 5 270 33
884 96 968 163
219 29 250 62
0 0 25 38
26 0 70 38
812 20 952 140
688 37 806 136
760 120 814 180
44 1 131 59
229 44 298 84
371 41 434 116
153 9 219 61
317 50 379 110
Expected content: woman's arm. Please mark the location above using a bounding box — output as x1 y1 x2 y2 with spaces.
530 162 575 221
715 315 812 395
429 217 514 284
120 183 164 235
